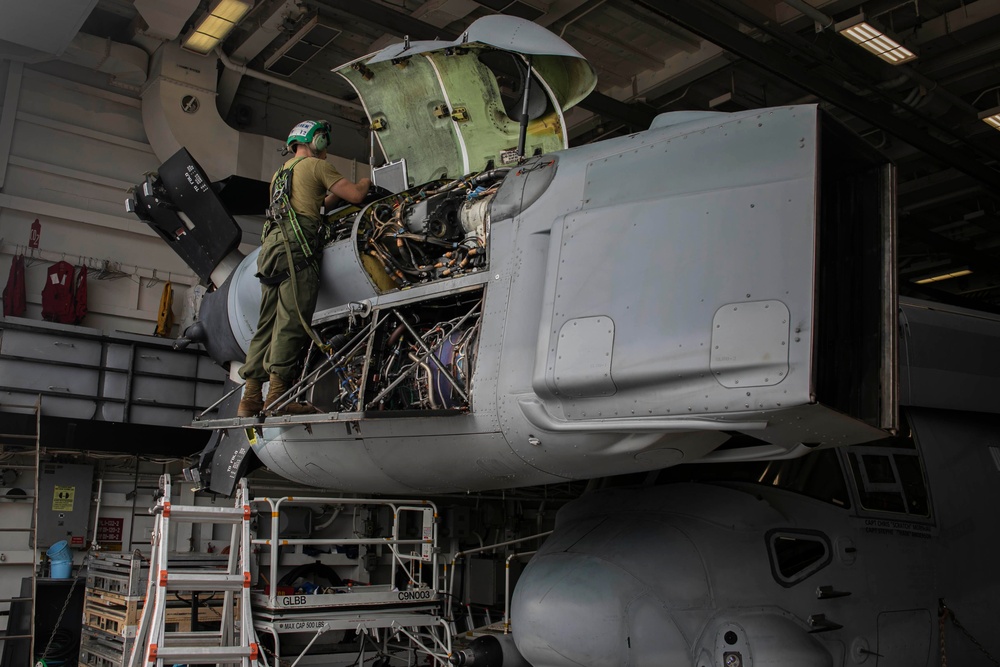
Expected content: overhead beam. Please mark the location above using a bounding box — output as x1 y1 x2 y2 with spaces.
322 0 457 41
899 281 1000 315
901 217 1000 282
607 1 701 53
632 0 1000 194
577 92 658 131
563 24 664 72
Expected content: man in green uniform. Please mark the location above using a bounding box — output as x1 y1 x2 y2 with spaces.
238 120 371 417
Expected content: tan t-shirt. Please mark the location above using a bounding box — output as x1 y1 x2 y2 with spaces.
271 156 344 221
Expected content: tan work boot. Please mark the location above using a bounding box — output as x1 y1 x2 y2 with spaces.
265 373 319 415
237 378 264 418
264 373 289 411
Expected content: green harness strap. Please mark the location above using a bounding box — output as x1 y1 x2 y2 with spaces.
264 157 310 251
264 157 331 356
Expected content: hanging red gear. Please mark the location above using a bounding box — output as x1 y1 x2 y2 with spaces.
3 254 26 317
41 261 76 324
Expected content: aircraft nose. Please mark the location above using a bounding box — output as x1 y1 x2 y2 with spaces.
511 548 704 665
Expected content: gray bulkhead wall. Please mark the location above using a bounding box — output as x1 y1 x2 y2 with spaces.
0 46 369 337
0 57 198 333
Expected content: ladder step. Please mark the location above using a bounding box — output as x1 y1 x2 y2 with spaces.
164 504 249 523
134 476 255 667
162 572 247 591
150 644 254 663
163 630 229 646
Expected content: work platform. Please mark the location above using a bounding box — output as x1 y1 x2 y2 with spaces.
248 494 452 666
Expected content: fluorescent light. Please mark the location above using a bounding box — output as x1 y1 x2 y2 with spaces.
914 269 972 284
979 107 1000 131
836 14 916 65
182 0 253 55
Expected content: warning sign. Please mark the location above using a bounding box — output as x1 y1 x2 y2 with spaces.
52 486 75 511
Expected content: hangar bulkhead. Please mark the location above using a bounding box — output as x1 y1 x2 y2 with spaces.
0 1 999 666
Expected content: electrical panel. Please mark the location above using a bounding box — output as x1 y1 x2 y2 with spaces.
36 463 94 549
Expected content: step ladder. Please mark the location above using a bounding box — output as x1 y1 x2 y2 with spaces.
126 474 260 667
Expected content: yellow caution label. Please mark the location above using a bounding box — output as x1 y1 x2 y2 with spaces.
52 486 75 511
245 427 258 445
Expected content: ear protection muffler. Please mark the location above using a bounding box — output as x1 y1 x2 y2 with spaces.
286 120 332 153
309 120 332 152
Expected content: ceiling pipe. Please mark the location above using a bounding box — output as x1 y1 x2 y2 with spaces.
214 46 364 114
217 0 308 117
781 0 833 30
559 0 609 38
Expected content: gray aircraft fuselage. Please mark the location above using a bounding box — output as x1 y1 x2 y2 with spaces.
512 299 1000 666
131 18 895 495
213 104 895 494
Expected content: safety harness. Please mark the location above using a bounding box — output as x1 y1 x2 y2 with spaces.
259 156 330 354
259 157 317 285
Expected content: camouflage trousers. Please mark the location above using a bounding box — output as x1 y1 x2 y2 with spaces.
239 224 320 383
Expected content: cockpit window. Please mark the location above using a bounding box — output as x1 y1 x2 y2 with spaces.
846 428 930 518
652 446 851 508
766 530 832 586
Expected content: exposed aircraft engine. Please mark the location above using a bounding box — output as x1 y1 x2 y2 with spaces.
355 170 505 288
301 289 482 413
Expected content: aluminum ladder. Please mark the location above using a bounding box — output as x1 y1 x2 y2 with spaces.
126 474 259 667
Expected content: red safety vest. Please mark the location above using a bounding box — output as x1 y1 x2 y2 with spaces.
3 254 26 317
41 261 76 324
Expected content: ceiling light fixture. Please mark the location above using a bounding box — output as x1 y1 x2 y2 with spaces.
182 0 254 55
978 106 1000 131
835 14 916 65
914 269 972 285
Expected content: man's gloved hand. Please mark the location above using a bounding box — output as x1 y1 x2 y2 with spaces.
361 184 393 205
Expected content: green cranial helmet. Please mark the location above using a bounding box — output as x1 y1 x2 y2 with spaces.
286 120 332 152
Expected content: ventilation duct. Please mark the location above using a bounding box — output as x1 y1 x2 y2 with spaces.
0 0 98 63
141 41 242 181
61 33 149 89
134 0 201 41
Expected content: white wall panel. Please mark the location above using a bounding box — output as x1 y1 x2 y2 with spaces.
4 162 132 219
0 60 197 336
9 114 157 185
18 72 147 143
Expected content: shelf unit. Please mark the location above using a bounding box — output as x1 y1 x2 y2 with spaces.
79 551 230 667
